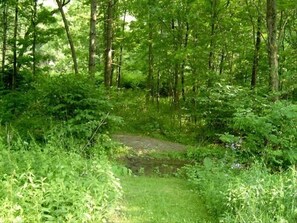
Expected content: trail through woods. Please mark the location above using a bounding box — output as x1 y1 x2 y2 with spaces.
111 134 213 223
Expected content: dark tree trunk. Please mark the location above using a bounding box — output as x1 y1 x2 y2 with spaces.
266 0 279 95
1 0 8 83
88 0 97 77
104 0 114 88
12 0 19 89
32 0 38 76
208 0 218 71
251 15 261 89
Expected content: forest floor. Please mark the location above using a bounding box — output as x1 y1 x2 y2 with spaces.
111 133 213 223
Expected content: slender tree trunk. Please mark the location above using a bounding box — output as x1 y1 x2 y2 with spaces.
32 0 38 76
251 15 261 89
266 0 279 95
156 69 160 110
104 0 114 87
219 48 225 75
12 0 19 89
56 0 79 75
208 0 218 71
117 9 126 88
1 0 8 83
171 19 179 107
146 20 154 102
88 0 97 77
181 22 189 102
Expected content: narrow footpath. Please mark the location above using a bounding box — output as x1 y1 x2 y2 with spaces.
111 134 214 223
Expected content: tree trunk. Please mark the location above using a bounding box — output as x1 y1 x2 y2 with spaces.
181 22 189 102
251 14 261 89
1 0 8 83
104 0 114 88
146 20 154 102
266 0 279 95
12 0 19 90
117 9 126 88
219 48 225 75
88 0 97 77
32 0 38 76
171 19 179 107
56 0 79 75
208 0 218 71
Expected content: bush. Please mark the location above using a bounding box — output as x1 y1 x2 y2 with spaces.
0 74 121 146
221 101 297 167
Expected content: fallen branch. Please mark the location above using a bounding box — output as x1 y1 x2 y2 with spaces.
81 112 110 151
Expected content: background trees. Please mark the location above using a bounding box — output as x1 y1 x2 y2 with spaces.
0 0 296 163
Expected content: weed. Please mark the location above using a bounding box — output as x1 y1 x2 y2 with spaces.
0 142 122 222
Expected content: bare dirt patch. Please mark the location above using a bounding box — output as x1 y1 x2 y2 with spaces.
112 133 192 176
112 134 187 152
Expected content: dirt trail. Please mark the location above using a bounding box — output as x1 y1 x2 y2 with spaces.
112 134 187 152
112 133 191 176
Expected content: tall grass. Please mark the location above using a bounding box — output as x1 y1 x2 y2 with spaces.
185 158 297 222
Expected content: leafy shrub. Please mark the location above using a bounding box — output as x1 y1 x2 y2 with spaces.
189 84 245 141
186 144 229 162
184 158 233 218
1 74 121 146
0 144 122 222
221 101 297 167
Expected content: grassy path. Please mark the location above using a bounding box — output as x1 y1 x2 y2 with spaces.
116 176 213 223
112 133 214 223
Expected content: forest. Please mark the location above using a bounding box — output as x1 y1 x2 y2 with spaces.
0 0 297 222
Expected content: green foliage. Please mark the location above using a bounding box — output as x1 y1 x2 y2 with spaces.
185 160 297 222
186 144 228 162
0 74 121 147
120 71 146 89
190 84 244 141
184 159 233 218
221 101 297 167
221 165 297 223
0 143 122 222
33 75 115 138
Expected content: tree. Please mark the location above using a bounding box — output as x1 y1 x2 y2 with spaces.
12 0 19 89
56 0 79 74
1 0 8 83
88 0 97 77
32 0 38 76
266 0 279 95
104 0 115 87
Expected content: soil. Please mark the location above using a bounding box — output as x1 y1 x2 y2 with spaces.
112 134 193 176
112 134 187 152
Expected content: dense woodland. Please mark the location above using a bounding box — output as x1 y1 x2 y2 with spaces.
0 0 297 222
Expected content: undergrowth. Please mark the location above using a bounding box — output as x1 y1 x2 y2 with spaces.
0 138 122 222
184 158 297 222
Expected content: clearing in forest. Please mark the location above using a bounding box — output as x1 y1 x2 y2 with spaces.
111 134 213 223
